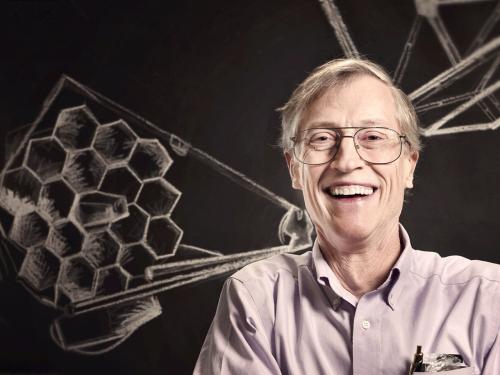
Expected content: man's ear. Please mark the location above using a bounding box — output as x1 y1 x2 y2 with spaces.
405 151 419 189
285 151 303 190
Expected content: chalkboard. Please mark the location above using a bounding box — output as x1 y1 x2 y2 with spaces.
0 0 498 374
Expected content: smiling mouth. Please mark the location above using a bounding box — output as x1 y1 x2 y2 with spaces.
326 185 377 199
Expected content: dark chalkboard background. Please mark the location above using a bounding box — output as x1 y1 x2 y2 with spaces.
1 0 499 374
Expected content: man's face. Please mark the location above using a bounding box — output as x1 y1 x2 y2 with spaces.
286 75 418 245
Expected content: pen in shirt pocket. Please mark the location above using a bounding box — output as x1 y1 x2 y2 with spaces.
409 345 468 373
409 345 424 374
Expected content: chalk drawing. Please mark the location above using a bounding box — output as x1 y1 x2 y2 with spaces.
0 76 313 354
319 0 499 137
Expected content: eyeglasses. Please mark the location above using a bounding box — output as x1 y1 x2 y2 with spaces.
290 127 407 165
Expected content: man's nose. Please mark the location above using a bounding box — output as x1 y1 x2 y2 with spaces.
330 136 365 172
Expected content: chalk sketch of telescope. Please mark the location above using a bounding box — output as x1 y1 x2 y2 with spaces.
320 0 500 136
0 76 314 354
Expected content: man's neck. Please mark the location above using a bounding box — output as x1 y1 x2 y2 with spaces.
318 225 402 299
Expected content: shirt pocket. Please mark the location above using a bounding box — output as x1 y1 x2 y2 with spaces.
417 367 474 375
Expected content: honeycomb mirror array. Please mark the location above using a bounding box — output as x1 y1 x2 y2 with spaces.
0 105 183 308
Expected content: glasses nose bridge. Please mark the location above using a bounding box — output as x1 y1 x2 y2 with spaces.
335 132 360 154
328 131 364 169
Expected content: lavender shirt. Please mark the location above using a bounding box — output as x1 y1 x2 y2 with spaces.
194 226 500 374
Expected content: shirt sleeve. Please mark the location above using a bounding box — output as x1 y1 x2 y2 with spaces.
193 277 282 375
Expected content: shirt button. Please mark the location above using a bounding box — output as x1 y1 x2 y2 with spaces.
361 320 371 330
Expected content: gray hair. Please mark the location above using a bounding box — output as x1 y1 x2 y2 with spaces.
278 58 421 153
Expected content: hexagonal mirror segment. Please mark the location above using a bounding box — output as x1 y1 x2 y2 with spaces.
146 217 182 258
136 178 180 216
82 230 121 268
100 166 142 202
45 220 84 257
62 150 106 193
119 244 155 277
128 139 172 180
18 246 60 294
94 266 128 296
37 179 75 222
59 256 96 302
26 137 66 182
10 211 49 248
1 167 42 207
54 106 99 150
74 191 128 228
93 120 137 163
110 204 148 244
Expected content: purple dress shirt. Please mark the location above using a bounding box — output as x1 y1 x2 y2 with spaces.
194 226 500 374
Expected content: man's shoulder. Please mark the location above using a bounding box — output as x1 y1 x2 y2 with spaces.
230 250 313 285
410 249 500 285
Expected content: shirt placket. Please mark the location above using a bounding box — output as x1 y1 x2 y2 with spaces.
352 293 382 375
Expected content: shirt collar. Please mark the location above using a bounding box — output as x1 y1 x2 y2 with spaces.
312 223 414 310
312 241 359 308
386 224 413 309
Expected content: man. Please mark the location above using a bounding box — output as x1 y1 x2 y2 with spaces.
194 59 500 374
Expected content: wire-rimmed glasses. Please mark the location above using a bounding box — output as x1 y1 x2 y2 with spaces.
290 127 407 165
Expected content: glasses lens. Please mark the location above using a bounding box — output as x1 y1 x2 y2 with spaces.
295 129 338 164
355 128 402 164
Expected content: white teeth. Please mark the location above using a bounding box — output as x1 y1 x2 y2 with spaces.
329 185 374 196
